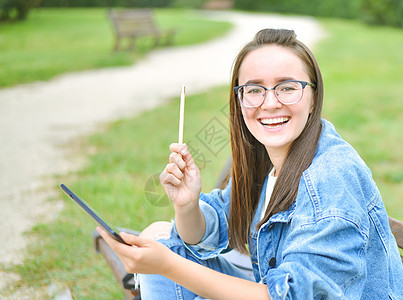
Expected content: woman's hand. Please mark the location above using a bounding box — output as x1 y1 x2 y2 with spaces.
160 143 201 210
97 227 174 275
98 227 270 300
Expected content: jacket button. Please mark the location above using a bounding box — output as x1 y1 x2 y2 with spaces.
269 257 276 267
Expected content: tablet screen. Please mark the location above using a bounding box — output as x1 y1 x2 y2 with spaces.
60 184 129 245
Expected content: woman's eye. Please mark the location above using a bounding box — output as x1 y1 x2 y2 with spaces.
279 86 296 93
247 88 262 94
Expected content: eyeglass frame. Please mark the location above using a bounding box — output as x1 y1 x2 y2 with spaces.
233 80 316 107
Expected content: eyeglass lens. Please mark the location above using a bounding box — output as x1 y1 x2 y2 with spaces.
240 81 304 106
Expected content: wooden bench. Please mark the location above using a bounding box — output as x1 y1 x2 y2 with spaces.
92 160 403 299
389 216 403 251
93 228 141 300
92 216 403 299
107 9 175 52
203 0 234 10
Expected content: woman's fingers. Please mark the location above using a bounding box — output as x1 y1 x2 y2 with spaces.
160 167 182 187
169 143 198 174
169 152 186 170
169 142 187 154
159 144 188 187
120 231 147 247
97 227 142 273
161 143 201 206
97 227 129 253
97 227 172 274
166 162 184 181
169 144 192 166
96 227 142 250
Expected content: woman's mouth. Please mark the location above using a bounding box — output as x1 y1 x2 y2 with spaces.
259 117 290 128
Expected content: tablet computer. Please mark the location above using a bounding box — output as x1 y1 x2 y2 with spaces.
60 184 130 245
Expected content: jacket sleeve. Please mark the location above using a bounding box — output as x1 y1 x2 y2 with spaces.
264 215 369 299
176 180 232 260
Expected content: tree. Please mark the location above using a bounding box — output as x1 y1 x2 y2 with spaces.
0 0 41 22
360 0 403 27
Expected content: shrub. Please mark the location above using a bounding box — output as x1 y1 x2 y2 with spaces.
0 0 40 21
234 0 361 19
234 0 402 28
360 0 403 27
38 0 174 7
172 0 206 9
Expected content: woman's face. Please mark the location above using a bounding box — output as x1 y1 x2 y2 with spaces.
238 45 314 159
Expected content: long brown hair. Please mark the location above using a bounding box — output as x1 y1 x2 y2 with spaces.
228 29 324 253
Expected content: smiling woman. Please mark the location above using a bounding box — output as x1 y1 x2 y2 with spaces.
97 28 403 299
236 45 315 169
2 12 401 298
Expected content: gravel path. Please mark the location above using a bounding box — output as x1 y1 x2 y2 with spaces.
0 10 325 295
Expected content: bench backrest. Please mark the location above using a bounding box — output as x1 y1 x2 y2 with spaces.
108 9 160 37
389 216 403 251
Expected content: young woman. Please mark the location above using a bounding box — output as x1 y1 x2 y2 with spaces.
98 29 403 299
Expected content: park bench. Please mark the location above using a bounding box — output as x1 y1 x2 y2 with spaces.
92 162 403 299
203 0 234 10
107 9 175 52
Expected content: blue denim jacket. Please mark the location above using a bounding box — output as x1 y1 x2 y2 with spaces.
184 119 403 299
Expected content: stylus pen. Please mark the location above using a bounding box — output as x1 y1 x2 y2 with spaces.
178 84 185 144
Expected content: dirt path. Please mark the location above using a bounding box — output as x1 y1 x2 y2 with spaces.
0 10 325 296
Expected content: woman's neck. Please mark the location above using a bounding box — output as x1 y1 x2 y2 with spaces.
266 146 288 176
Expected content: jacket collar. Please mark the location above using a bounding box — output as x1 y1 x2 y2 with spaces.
250 176 296 234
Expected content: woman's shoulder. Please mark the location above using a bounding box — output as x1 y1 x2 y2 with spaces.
310 119 374 184
296 119 380 222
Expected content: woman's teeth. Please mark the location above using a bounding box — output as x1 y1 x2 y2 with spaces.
260 117 290 127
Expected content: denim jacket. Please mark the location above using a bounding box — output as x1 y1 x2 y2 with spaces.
184 119 403 299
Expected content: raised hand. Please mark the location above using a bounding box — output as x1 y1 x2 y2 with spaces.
160 143 201 210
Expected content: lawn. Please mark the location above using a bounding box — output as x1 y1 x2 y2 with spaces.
316 19 403 217
2 15 403 299
0 8 232 88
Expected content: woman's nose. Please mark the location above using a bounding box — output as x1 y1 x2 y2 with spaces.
260 90 283 109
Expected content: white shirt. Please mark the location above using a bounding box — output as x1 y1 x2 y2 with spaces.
260 168 277 221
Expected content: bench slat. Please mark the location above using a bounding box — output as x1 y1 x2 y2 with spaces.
389 216 403 249
107 8 175 52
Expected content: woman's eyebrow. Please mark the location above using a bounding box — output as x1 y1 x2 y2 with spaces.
244 79 264 85
243 77 296 85
274 76 296 83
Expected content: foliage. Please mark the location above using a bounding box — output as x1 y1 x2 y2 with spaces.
0 0 40 21
234 0 361 19
172 0 206 9
233 0 403 27
360 0 403 28
38 0 174 7
38 0 207 9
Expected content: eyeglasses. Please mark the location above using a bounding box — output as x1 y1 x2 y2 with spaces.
234 80 316 108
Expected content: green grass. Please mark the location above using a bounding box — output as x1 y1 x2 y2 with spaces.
2 86 231 298
0 8 232 88
2 16 403 298
316 19 403 219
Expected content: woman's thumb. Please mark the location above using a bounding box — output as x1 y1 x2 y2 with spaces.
120 232 146 246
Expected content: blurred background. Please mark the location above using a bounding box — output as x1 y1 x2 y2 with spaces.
0 0 402 298
0 0 402 88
